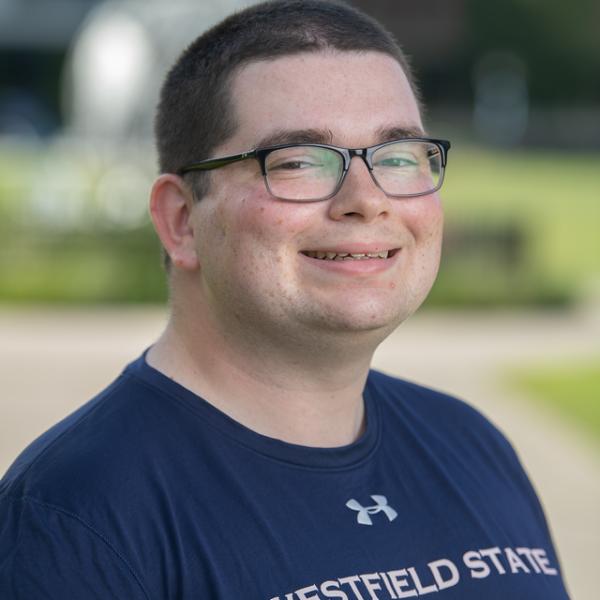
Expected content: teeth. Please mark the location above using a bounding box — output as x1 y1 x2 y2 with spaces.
304 250 392 260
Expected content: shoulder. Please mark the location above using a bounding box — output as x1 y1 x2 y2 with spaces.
367 370 551 519
0 493 150 599
0 370 156 598
366 370 560 557
0 367 164 509
368 368 497 428
367 369 523 471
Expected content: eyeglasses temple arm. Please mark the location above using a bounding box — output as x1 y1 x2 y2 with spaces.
178 150 257 175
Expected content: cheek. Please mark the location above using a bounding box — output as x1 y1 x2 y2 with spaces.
202 201 312 294
396 196 444 289
402 195 444 246
232 196 316 252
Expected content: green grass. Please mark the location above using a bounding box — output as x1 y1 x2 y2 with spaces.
0 230 168 304
443 146 600 288
508 360 600 442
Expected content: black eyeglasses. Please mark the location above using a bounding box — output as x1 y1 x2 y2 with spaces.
178 137 451 202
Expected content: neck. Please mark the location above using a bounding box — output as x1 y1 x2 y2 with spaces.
147 292 380 447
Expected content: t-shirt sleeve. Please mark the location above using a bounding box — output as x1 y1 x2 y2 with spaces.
0 496 149 600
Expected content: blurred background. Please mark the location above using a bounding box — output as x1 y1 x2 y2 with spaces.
1 0 599 307
0 0 598 597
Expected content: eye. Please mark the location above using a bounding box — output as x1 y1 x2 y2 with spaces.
374 154 418 169
373 152 419 170
266 147 327 173
265 147 342 181
269 158 323 171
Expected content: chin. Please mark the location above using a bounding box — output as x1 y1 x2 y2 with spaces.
324 283 430 328
310 303 414 336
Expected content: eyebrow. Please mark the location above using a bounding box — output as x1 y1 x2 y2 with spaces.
255 124 427 150
256 128 334 148
375 124 427 141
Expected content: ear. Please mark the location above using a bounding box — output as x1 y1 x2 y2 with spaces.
149 174 200 270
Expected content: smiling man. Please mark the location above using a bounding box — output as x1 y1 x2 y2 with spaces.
0 1 570 599
148 47 446 449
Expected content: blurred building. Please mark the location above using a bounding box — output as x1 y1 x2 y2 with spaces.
0 0 96 136
0 0 466 141
0 0 256 139
0 0 597 306
2 0 598 147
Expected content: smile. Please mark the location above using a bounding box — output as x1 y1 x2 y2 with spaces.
300 249 399 261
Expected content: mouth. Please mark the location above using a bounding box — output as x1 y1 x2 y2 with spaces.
300 248 400 261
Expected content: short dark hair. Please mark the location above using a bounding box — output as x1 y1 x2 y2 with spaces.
155 0 420 269
156 0 421 185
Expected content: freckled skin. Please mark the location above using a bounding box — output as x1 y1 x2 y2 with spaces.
190 51 443 349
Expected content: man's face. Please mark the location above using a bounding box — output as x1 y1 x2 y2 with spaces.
189 51 443 345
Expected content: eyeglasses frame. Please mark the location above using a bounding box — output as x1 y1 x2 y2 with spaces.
178 137 451 201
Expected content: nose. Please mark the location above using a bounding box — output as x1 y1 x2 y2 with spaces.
327 155 392 222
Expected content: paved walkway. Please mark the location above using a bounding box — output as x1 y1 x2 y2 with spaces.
1 306 598 598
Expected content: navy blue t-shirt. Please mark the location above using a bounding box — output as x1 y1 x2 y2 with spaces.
0 352 570 599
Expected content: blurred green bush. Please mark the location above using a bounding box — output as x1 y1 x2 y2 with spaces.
0 141 598 306
507 360 600 443
427 145 600 307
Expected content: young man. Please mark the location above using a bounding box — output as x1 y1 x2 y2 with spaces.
0 1 570 598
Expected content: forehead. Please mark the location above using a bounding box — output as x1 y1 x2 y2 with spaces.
224 51 423 150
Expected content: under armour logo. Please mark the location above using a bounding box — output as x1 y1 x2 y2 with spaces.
346 495 398 526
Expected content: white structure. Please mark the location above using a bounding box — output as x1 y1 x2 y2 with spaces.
29 0 253 230
64 0 254 139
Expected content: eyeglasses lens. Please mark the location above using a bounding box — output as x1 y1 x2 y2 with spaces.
371 141 442 197
264 146 343 201
264 141 443 201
